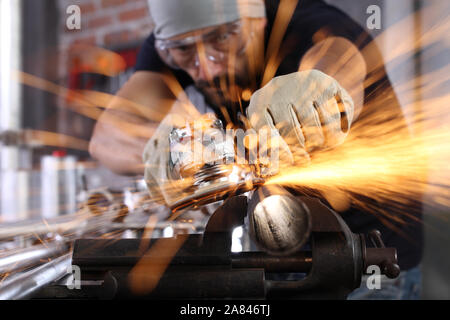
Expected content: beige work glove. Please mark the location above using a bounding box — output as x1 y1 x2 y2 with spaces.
247 70 354 167
247 70 355 211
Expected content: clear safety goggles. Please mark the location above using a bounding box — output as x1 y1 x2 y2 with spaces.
155 20 249 70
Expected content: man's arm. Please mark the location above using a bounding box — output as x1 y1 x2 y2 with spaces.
89 71 175 176
299 36 367 121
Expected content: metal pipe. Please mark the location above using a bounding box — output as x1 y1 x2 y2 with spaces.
0 253 72 300
247 185 312 255
0 212 202 241
0 242 69 275
0 0 22 135
0 0 26 223
0 209 118 240
0 213 90 240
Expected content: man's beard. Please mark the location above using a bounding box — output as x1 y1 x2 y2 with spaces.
195 73 249 104
195 71 260 125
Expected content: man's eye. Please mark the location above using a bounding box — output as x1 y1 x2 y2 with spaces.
171 45 195 57
216 33 231 42
177 45 192 52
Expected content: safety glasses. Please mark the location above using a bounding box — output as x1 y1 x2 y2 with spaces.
155 20 249 70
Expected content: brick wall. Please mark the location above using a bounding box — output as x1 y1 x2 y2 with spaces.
58 0 154 49
55 0 155 153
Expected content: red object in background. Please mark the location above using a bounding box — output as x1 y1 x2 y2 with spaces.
68 46 141 92
52 150 67 158
120 48 139 69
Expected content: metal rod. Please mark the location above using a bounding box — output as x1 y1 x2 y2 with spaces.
0 211 201 240
0 253 72 300
247 185 312 255
0 242 69 275
0 213 92 240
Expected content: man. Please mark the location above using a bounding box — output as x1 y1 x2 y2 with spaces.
89 0 422 299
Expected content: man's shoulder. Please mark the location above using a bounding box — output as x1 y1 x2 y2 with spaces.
268 0 371 77
285 0 369 46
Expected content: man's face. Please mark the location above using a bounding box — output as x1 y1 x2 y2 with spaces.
157 19 266 107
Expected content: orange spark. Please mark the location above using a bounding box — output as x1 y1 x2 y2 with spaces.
128 235 186 296
266 91 450 224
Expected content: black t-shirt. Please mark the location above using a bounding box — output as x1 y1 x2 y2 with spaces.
135 0 423 270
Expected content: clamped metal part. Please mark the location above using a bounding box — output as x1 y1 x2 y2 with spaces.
247 185 313 256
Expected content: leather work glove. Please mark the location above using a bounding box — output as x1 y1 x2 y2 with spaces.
247 70 355 168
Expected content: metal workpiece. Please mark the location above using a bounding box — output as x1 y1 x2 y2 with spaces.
0 253 72 300
0 214 91 242
0 196 138 241
247 185 312 256
0 241 69 275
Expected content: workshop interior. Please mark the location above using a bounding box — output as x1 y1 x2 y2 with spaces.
0 0 449 301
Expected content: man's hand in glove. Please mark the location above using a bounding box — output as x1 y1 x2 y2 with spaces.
247 70 355 212
247 70 355 166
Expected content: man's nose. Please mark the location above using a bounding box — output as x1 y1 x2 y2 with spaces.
194 47 225 81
